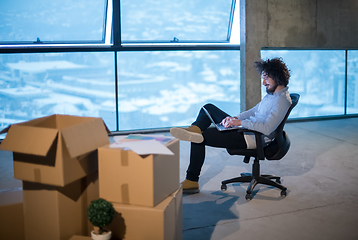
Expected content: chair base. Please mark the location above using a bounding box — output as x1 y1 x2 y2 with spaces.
221 160 287 200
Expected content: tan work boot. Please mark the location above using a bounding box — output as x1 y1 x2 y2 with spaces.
170 125 203 143
181 179 200 194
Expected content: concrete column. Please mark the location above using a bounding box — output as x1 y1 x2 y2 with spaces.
240 0 268 111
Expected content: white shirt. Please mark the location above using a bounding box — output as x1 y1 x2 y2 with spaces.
236 87 292 149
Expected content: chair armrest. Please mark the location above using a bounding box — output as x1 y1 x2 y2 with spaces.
237 128 265 159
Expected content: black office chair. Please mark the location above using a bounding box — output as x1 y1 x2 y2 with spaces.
221 93 300 200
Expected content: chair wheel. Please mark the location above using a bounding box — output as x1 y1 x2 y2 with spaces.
221 184 227 191
281 190 287 197
245 194 252 200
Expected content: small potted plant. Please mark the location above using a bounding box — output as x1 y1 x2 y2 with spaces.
87 198 115 240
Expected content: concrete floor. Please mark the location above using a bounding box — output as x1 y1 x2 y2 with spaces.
1 118 358 240
179 118 358 240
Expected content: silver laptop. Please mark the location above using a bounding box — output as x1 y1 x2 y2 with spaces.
203 107 243 131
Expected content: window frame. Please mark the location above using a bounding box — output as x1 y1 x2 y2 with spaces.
0 0 241 133
3 1 357 133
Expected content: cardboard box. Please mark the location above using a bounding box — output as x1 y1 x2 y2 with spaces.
108 186 183 240
83 172 100 237
0 114 110 186
22 171 99 240
0 190 25 240
98 139 180 207
69 236 92 240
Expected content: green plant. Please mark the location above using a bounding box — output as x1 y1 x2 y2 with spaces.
87 198 115 235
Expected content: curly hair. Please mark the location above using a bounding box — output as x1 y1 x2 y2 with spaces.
254 57 290 87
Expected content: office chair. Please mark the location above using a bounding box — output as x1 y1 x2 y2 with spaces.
221 93 300 200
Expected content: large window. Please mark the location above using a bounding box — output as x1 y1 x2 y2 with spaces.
0 50 240 131
0 0 357 137
0 0 240 135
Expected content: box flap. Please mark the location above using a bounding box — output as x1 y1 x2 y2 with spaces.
61 118 109 158
0 125 11 135
18 114 56 128
0 124 58 156
0 115 56 135
102 120 111 134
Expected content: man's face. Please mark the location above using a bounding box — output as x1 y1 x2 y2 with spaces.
262 72 277 94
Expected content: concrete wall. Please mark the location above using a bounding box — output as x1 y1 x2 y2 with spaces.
241 0 358 110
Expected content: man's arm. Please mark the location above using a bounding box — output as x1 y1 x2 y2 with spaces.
221 103 260 128
235 102 260 120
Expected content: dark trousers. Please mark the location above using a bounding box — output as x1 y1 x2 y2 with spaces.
186 103 247 181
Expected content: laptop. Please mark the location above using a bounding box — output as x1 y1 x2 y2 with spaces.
203 107 243 131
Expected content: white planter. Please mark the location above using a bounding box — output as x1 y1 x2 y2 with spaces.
91 230 112 240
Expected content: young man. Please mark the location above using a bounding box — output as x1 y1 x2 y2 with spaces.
170 57 292 194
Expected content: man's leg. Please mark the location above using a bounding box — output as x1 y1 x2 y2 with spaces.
192 103 230 130
186 127 247 182
171 103 245 193
170 103 229 143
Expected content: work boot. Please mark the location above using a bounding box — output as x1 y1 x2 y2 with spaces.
170 125 203 143
181 179 200 194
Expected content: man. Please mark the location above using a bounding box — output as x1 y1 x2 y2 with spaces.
170 57 292 194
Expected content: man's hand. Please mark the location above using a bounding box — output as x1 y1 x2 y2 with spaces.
220 116 242 128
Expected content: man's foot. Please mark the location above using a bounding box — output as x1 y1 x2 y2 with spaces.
170 125 204 143
181 179 200 194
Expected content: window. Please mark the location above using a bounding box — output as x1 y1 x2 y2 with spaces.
261 50 346 118
347 50 358 114
0 0 240 136
120 0 236 43
0 0 107 44
117 50 240 130
0 50 240 132
0 52 116 130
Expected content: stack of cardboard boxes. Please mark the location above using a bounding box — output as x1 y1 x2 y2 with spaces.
98 139 182 240
0 114 110 240
0 114 182 240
